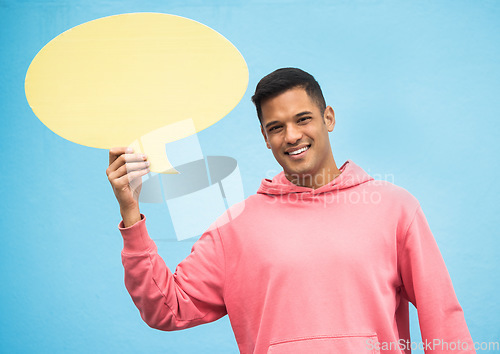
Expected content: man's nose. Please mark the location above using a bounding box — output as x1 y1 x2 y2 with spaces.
285 124 302 145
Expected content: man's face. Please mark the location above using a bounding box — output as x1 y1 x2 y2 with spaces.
260 87 335 184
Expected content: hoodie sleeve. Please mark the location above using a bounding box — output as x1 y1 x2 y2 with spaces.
398 206 475 353
119 215 227 331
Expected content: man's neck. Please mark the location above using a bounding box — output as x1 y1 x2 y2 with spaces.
285 164 342 190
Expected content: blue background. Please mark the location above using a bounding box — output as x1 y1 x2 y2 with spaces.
1 0 498 353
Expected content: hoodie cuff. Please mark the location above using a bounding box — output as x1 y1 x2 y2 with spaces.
118 214 154 253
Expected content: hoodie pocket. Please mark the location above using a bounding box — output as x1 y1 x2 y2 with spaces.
267 333 381 354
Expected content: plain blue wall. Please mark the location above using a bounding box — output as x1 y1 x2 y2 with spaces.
1 0 498 353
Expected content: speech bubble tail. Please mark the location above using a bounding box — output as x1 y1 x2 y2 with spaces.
128 138 179 174
160 166 180 174
128 119 198 175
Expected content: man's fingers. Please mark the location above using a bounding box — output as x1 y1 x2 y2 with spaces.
107 151 148 177
108 161 150 182
114 168 150 191
109 147 130 165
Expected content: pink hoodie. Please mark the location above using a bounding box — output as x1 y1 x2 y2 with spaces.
120 160 474 353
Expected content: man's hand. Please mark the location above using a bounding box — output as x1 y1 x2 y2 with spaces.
106 147 150 227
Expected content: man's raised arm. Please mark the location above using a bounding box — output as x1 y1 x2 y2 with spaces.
106 147 227 331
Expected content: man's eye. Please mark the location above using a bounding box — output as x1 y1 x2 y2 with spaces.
298 117 311 123
269 126 282 132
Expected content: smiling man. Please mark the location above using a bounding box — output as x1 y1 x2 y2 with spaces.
256 76 340 189
107 68 475 353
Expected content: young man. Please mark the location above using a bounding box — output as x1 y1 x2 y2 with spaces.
107 68 475 353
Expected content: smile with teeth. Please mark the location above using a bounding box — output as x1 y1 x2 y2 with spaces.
286 145 310 155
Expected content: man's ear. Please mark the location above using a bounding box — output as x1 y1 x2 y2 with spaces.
323 106 335 132
261 124 271 149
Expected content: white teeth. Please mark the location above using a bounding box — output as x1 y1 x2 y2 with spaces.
289 146 309 155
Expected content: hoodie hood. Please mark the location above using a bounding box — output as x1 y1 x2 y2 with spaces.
257 160 374 196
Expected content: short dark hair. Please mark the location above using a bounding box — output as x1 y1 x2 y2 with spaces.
251 67 326 123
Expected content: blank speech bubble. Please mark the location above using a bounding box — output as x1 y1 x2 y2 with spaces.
25 13 248 173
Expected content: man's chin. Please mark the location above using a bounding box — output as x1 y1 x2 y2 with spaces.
284 168 316 186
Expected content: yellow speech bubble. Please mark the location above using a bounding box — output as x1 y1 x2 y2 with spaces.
25 13 248 173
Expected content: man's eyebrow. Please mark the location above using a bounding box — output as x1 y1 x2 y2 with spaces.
295 111 313 117
264 120 280 130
